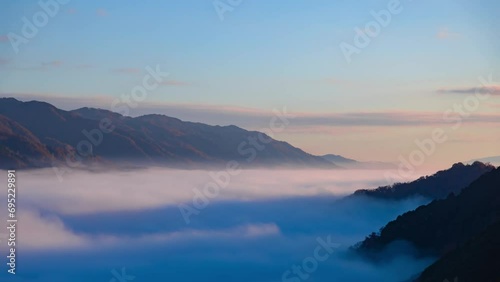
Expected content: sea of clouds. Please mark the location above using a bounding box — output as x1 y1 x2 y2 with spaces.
0 168 436 282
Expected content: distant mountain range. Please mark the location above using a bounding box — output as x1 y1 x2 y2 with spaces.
354 167 500 281
320 154 395 169
0 98 335 169
321 154 357 165
352 162 495 200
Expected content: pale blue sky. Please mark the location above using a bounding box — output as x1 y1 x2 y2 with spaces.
0 0 499 163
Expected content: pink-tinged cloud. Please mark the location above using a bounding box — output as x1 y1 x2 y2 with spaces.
42 60 63 67
0 35 8 42
67 8 77 14
6 61 64 71
96 8 108 17
447 137 496 144
0 58 10 65
160 80 192 86
4 93 500 131
111 67 141 74
436 27 461 39
437 85 500 95
75 64 94 69
279 125 386 135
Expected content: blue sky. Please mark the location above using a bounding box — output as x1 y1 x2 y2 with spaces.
0 0 499 164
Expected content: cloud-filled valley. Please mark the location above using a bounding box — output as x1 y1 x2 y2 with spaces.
0 168 436 282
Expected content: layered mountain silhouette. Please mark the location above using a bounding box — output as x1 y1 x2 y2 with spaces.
0 98 334 169
354 167 500 280
353 162 495 200
321 154 358 165
321 154 395 169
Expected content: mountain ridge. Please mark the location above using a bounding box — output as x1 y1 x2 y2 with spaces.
0 98 335 169
352 161 495 200
354 167 500 260
321 154 396 169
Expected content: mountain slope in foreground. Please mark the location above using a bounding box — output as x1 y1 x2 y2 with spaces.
0 98 334 169
353 162 495 200
355 167 500 264
417 220 500 282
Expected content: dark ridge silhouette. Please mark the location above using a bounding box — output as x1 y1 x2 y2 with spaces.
353 162 495 200
416 220 500 282
354 167 500 262
0 98 335 169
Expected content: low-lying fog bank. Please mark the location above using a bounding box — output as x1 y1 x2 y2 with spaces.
7 167 434 214
0 168 436 282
